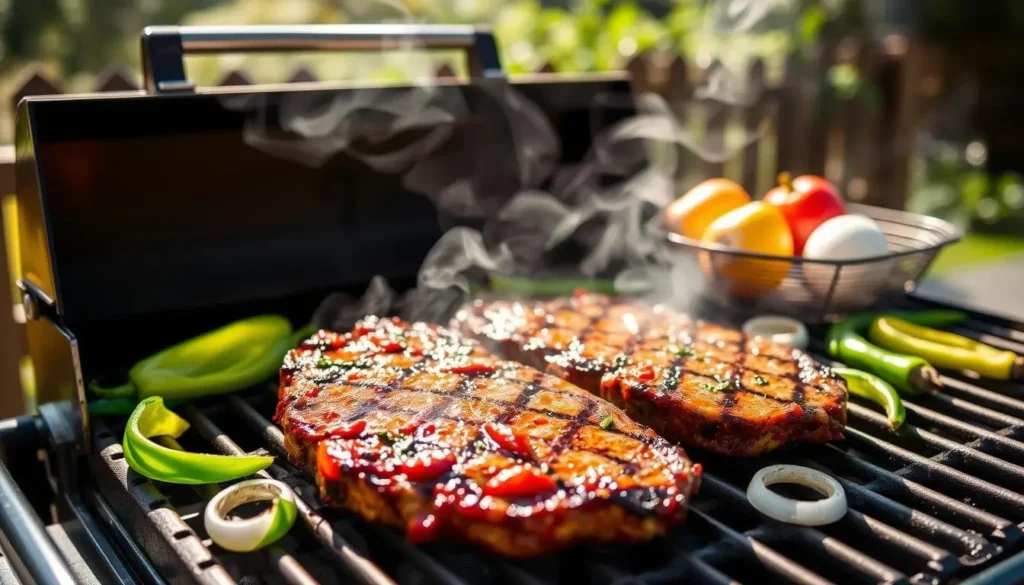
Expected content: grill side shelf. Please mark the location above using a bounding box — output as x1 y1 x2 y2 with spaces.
88 424 235 585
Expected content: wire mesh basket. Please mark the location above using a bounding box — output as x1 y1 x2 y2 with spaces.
663 203 962 322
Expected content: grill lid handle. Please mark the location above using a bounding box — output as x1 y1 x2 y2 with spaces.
140 24 504 93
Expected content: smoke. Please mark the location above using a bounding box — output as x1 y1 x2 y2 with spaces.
254 0 823 325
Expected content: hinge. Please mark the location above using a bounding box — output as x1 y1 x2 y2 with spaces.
18 278 56 323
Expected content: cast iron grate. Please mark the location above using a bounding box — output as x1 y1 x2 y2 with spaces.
87 300 1024 585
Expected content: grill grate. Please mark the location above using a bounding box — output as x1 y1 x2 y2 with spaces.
86 303 1024 585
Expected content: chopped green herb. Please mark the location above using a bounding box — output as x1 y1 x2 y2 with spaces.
612 354 629 368
669 345 695 358
599 416 615 430
315 357 332 368
473 439 489 452
701 381 731 392
375 431 396 445
754 374 768 386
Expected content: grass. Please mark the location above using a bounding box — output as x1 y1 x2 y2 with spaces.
928 233 1024 276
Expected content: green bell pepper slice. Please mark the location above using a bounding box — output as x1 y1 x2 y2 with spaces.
92 315 294 401
123 397 273 484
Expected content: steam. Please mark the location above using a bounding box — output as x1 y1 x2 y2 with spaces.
314 276 397 331
253 0 811 326
693 0 800 105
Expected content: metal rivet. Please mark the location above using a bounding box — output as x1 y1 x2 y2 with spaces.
21 292 38 321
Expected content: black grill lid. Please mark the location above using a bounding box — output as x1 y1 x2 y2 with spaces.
15 70 635 340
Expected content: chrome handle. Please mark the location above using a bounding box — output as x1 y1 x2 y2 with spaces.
140 24 503 93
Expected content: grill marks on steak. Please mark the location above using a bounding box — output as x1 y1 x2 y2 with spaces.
452 292 847 456
276 316 700 557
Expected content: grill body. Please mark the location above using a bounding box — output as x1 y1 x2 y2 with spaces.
3 24 1024 585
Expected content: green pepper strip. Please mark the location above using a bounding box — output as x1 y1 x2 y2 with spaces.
832 367 905 430
488 274 618 297
827 310 967 395
89 397 186 416
123 397 273 484
870 316 1023 381
92 315 293 401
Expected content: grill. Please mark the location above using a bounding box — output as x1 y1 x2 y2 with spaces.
2 24 1024 585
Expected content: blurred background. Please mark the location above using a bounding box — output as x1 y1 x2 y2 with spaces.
2 0 1024 414
2 0 1023 271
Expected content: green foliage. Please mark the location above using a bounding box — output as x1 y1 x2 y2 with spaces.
910 143 1024 235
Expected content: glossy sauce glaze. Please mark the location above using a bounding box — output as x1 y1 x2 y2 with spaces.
276 316 700 556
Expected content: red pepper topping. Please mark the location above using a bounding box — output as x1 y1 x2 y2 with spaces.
637 365 656 382
329 419 367 440
445 362 496 376
400 453 456 482
533 417 547 425
379 340 405 353
400 419 423 435
317 443 341 482
304 386 322 399
483 423 534 460
407 513 441 543
482 465 558 499
420 423 437 437
352 323 376 338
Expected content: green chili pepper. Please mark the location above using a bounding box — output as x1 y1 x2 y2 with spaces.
91 315 294 401
870 317 1023 381
89 397 187 416
123 397 273 484
827 311 967 395
832 367 905 430
488 274 618 297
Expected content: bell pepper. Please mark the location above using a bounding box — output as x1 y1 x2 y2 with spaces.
123 397 273 484
827 310 967 395
91 315 294 401
832 367 905 430
870 317 1023 381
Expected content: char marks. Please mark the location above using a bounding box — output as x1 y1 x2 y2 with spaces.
453 293 847 457
277 316 700 557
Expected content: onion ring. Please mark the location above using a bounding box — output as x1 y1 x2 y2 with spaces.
742 316 809 350
746 464 846 526
204 479 297 552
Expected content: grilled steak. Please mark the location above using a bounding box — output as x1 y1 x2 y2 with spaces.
453 292 847 456
276 316 700 557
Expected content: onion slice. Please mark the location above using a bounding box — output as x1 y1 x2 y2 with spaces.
204 479 297 552
746 464 846 526
742 316 809 350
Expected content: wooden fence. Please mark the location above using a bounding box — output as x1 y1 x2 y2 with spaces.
0 32 924 416
0 32 924 204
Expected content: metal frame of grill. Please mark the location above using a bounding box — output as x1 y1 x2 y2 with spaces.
1 296 1013 585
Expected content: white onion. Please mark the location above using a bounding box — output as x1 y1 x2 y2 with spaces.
742 316 809 350
746 465 847 526
205 479 297 552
